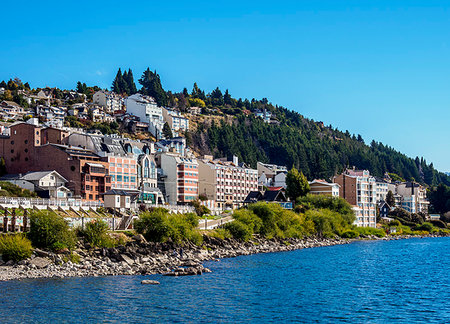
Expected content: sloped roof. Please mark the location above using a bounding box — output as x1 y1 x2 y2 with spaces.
103 189 132 196
22 170 67 182
244 191 263 203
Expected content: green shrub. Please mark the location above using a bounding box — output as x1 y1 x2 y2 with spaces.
0 234 33 261
223 220 252 241
389 220 401 226
305 209 350 237
79 220 111 248
28 211 76 251
207 228 232 240
296 194 355 225
0 181 38 198
355 227 386 238
415 222 434 232
63 252 81 264
247 202 313 239
341 230 359 238
430 219 447 229
134 208 202 244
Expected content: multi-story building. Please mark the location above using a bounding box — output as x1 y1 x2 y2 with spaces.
64 133 138 190
65 133 163 204
156 152 198 205
0 122 66 174
374 173 393 202
125 94 164 138
198 155 258 210
396 182 429 214
333 169 377 227
0 125 111 201
35 105 66 129
309 180 340 197
162 107 189 135
93 90 123 113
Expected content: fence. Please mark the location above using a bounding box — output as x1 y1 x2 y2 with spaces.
0 197 103 208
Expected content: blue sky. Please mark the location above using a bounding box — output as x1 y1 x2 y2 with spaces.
1 1 449 171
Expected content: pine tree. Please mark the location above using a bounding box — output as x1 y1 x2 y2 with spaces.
138 68 167 106
163 122 173 139
126 68 137 94
386 190 395 207
224 89 232 105
112 68 123 94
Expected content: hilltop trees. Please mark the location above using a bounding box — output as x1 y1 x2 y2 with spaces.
138 68 167 106
112 68 137 95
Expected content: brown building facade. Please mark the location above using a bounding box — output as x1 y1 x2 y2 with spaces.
0 123 110 201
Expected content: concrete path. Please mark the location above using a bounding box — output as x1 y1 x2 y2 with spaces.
198 216 233 230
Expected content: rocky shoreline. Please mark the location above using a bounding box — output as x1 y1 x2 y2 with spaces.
0 234 447 282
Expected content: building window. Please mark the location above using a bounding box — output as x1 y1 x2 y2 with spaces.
89 194 93 200
10 149 14 153
10 141 14 145
24 140 28 144
71 166 76 171
24 149 28 153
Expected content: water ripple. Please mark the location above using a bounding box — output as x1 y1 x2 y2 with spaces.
0 237 449 323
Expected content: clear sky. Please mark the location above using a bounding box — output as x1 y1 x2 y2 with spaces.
1 1 449 171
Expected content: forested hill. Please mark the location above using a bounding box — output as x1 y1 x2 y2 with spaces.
123 68 449 188
187 99 450 187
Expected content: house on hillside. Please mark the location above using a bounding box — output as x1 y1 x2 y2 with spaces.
1 170 71 198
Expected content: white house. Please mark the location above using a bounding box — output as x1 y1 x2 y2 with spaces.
125 94 164 138
162 107 189 135
93 90 123 113
2 170 71 198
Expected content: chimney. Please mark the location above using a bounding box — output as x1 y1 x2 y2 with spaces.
233 155 239 165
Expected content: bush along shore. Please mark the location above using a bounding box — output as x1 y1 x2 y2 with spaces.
0 201 449 282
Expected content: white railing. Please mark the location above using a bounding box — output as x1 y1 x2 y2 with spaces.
0 196 103 208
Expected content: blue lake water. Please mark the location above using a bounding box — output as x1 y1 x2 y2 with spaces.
1 237 449 323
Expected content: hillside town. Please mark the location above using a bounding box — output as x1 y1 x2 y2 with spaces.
0 81 431 231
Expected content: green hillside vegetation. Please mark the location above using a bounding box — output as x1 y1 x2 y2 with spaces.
0 181 37 198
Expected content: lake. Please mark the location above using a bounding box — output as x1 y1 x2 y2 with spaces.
1 237 449 323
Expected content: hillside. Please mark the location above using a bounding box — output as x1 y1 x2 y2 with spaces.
187 98 450 187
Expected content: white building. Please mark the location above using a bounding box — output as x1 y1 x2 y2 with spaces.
257 162 288 189
198 155 258 210
396 182 429 214
162 107 189 135
125 94 164 139
2 170 71 198
93 90 123 113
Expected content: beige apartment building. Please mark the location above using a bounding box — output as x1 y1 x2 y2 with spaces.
198 155 258 210
333 169 377 228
